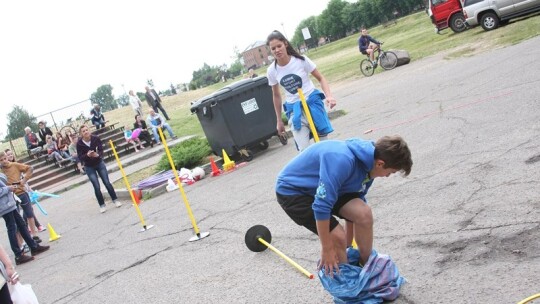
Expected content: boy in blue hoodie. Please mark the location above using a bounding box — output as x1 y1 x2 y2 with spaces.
276 136 412 275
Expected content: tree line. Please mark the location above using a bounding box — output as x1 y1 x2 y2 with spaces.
189 0 425 89
4 0 426 141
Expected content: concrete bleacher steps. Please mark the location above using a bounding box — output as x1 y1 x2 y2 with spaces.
24 124 146 191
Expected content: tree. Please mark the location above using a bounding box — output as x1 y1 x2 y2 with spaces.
170 83 177 95
318 0 348 39
229 60 244 78
116 93 130 107
342 1 363 33
90 84 118 111
291 16 320 48
6 105 38 140
146 79 154 88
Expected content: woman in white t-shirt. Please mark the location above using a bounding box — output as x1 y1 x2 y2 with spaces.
266 30 337 152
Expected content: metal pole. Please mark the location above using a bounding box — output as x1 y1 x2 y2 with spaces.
49 112 59 132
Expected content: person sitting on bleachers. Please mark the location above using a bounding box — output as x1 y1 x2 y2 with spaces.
146 109 176 144
55 132 69 153
90 103 106 130
37 121 53 147
133 114 154 148
45 135 69 167
23 127 43 158
123 126 145 153
68 134 85 175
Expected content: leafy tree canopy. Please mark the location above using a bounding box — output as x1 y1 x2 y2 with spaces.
90 84 118 112
6 105 38 140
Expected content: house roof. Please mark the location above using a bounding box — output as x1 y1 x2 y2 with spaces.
243 41 266 53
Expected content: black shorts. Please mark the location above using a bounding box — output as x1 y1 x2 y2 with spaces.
276 192 361 235
360 50 368 55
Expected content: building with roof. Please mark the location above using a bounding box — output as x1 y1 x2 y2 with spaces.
241 41 272 70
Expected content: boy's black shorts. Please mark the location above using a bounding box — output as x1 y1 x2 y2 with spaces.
276 192 361 235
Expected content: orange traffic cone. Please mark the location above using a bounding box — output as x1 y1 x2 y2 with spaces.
210 157 221 176
131 189 141 205
47 223 62 242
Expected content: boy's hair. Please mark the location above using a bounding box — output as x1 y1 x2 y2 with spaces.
0 151 5 158
374 135 412 176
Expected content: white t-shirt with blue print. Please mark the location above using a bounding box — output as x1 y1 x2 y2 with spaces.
267 55 317 104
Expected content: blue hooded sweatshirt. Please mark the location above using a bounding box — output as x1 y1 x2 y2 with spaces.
276 138 375 221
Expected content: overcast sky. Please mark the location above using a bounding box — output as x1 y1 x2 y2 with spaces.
0 0 330 137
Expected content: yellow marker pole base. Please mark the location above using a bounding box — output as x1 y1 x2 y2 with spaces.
158 128 209 241
297 88 320 143
258 237 314 279
109 140 152 232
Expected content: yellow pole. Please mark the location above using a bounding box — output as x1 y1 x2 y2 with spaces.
258 237 314 279
297 88 320 143
158 128 201 236
518 293 540 304
109 140 148 229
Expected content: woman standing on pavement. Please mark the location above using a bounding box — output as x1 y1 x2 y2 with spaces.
76 125 122 214
266 30 337 152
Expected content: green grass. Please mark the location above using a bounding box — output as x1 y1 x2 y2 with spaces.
305 11 539 81
113 165 157 189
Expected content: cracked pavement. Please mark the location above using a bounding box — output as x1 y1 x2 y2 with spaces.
2 36 539 303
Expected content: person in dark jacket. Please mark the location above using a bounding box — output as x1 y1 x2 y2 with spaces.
358 28 381 65
37 121 53 146
144 86 170 120
133 114 154 147
90 104 106 130
76 125 122 213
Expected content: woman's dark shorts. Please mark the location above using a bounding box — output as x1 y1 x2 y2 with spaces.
276 192 361 235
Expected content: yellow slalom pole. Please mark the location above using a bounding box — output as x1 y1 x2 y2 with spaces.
257 237 314 279
518 293 540 304
109 140 151 231
158 128 204 239
297 88 320 143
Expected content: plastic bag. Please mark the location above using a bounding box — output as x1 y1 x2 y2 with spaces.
10 282 39 304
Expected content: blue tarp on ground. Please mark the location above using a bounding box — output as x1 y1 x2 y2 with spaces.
319 248 405 304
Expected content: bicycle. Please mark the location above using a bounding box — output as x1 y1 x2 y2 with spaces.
360 44 398 77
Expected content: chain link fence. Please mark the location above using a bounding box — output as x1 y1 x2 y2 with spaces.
7 99 93 158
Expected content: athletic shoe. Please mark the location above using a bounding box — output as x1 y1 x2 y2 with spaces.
31 245 50 256
20 244 30 253
100 205 107 213
37 225 47 232
15 254 34 265
32 236 42 244
114 201 123 208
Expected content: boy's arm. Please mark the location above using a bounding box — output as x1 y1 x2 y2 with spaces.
96 138 104 158
316 219 339 276
369 35 381 45
14 163 33 183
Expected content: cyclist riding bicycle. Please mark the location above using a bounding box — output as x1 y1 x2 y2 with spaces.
358 28 381 66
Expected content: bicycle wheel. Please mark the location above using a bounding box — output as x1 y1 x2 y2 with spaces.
380 51 398 70
360 59 375 77
60 125 77 137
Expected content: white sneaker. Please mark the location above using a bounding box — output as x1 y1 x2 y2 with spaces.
100 206 107 213
114 201 123 208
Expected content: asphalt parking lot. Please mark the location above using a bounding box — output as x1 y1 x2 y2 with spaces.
4 36 539 304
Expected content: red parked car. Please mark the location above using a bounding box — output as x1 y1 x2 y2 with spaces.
428 0 468 33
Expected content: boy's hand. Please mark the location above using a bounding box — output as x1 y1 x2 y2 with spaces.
318 246 339 277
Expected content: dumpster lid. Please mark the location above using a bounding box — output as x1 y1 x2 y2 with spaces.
190 76 268 112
